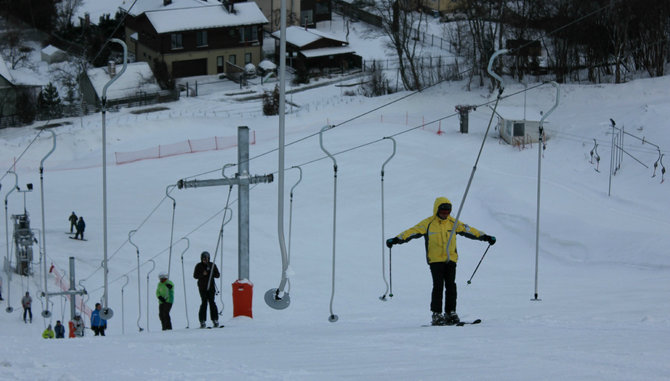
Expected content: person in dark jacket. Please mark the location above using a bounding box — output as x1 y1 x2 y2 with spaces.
90 303 107 336
54 320 65 338
156 272 174 331
68 212 78 233
74 216 85 240
386 196 496 326
193 251 220 328
21 291 32 323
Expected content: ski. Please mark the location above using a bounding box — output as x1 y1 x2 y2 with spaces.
456 319 481 326
69 236 88 241
421 319 481 327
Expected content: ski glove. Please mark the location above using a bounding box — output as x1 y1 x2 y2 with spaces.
386 237 400 248
158 296 167 303
483 235 496 246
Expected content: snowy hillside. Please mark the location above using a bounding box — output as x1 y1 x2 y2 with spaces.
0 67 669 379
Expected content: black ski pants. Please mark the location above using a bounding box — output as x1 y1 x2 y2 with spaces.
198 287 218 323
23 307 32 322
429 261 457 314
159 302 172 330
92 325 106 336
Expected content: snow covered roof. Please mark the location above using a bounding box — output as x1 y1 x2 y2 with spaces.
85 62 161 100
41 45 63 56
494 106 545 121
0 56 14 84
121 0 219 17
145 2 267 33
300 46 356 58
120 0 267 33
272 26 348 48
258 59 276 70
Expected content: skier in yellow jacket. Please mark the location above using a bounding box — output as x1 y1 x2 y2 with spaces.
386 196 496 326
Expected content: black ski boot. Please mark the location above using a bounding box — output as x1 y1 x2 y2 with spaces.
431 312 446 326
444 311 460 326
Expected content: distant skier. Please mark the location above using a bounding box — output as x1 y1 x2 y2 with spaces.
68 211 78 233
193 251 220 328
156 272 174 331
72 313 85 337
386 196 496 326
90 303 107 336
21 291 32 323
42 324 55 339
54 320 65 338
74 216 85 240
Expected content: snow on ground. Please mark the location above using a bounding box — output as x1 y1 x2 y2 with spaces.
0 5 669 380
0 70 669 380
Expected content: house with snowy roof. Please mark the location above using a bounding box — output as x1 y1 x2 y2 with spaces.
120 0 268 78
0 56 42 127
270 26 360 73
79 61 170 109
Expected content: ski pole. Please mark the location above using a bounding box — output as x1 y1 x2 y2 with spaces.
388 246 393 298
467 244 491 285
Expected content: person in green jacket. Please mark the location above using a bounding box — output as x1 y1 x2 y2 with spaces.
42 324 55 339
156 272 174 331
386 196 496 326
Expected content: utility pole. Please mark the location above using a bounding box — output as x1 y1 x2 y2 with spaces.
177 126 273 318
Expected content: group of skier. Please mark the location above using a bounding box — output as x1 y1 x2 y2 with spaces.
52 195 495 331
156 250 221 330
68 211 86 240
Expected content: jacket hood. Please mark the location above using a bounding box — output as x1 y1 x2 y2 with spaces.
433 196 452 216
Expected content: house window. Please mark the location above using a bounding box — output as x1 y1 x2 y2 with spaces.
239 26 258 42
171 33 183 49
245 53 252 64
217 56 224 73
196 30 208 47
228 55 236 65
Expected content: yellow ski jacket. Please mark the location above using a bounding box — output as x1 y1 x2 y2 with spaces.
395 197 487 263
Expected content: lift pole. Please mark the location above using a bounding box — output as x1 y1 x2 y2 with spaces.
177 126 273 317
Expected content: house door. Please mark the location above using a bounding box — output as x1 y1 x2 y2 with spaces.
171 58 207 78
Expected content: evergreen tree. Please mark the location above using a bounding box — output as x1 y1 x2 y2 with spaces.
38 82 62 119
262 85 280 116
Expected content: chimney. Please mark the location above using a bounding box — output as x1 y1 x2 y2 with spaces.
108 61 116 77
163 0 172 6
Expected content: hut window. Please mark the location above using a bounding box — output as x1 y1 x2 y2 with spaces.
513 122 525 137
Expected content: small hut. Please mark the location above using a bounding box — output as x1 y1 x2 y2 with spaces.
494 106 550 145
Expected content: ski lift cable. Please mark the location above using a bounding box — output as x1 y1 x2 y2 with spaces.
533 81 561 302
443 49 508 269
79 194 170 282
379 137 396 302
128 230 144 332
145 259 156 332
165 185 177 278
319 126 339 323
120 274 129 334
178 237 190 329
208 164 234 296
0 128 46 183
39 130 56 320
286 166 303 294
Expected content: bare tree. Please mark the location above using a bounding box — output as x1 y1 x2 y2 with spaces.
1 23 33 69
56 0 84 30
376 0 427 90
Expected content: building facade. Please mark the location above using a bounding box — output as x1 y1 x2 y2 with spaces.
121 0 268 78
